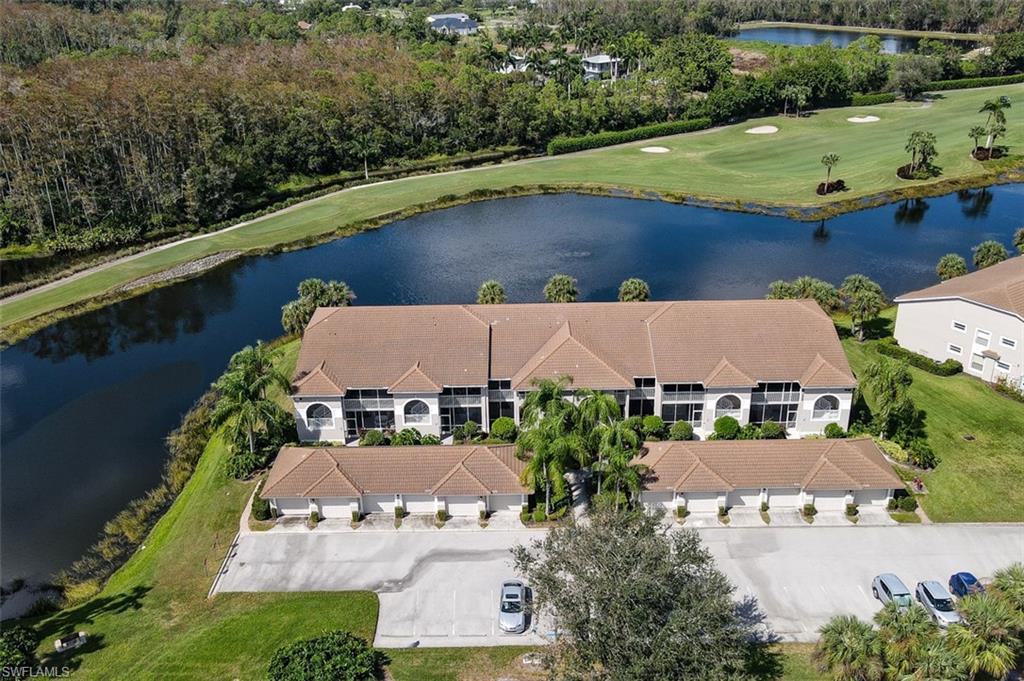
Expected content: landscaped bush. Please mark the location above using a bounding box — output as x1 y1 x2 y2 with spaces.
251 483 272 522
758 421 786 440
846 503 859 517
717 505 729 517
452 420 480 442
994 377 1024 403
225 448 270 480
713 416 740 440
668 421 694 441
593 490 628 511
548 505 569 520
435 509 449 523
925 73 1024 91
760 501 769 513
479 509 488 521
308 510 319 528
876 338 962 376
675 505 689 519
266 630 385 681
358 429 387 446
0 625 38 669
875 438 910 463
390 428 422 446
802 504 817 517
823 423 846 439
547 118 713 155
420 434 442 445
642 415 667 440
490 416 517 442
532 508 547 523
393 505 405 520
907 439 938 468
851 92 897 106
887 498 899 511
736 423 762 440
519 508 531 524
898 496 919 512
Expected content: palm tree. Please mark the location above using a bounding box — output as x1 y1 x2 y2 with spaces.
840 274 885 341
349 128 383 180
935 253 967 281
592 449 648 509
946 593 1020 681
905 130 938 175
595 419 641 494
968 125 986 156
212 371 284 456
617 278 651 302
899 638 967 681
519 376 574 429
972 240 1008 269
281 278 355 335
821 153 841 187
979 96 1011 150
575 388 621 429
991 562 1024 612
985 122 1007 154
872 603 936 678
813 615 883 681
543 274 579 303
476 280 507 304
517 416 585 514
229 341 290 400
1015 228 1024 255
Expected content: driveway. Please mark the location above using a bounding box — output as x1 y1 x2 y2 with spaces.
213 524 1024 645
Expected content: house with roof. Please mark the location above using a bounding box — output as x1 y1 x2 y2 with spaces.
426 12 479 36
637 438 902 514
262 444 528 518
894 256 1023 387
582 54 620 80
290 300 856 443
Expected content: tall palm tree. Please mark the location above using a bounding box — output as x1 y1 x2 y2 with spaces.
517 416 583 514
991 562 1024 612
594 419 641 494
228 341 290 399
979 96 1011 149
821 153 841 186
898 638 967 681
946 593 1020 681
519 376 574 429
212 371 284 456
968 125 986 156
592 448 647 510
813 615 883 681
872 602 936 678
575 388 621 429
476 280 507 304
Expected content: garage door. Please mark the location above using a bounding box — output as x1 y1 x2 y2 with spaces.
488 494 524 512
855 489 891 506
683 492 719 513
404 495 436 514
318 497 356 518
641 492 675 512
363 495 396 514
727 489 761 508
813 490 848 510
273 498 310 516
767 488 802 509
445 496 481 517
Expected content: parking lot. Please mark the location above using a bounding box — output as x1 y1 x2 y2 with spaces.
213 523 1024 646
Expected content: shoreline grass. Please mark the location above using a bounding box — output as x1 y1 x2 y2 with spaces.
1 85 1021 343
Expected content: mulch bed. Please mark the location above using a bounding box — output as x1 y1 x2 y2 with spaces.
816 179 847 195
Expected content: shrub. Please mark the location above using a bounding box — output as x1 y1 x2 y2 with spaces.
759 421 786 440
453 420 480 442
717 505 729 517
736 423 762 440
887 498 899 511
642 415 666 440
479 509 488 521
668 421 694 441
308 510 319 528
846 503 859 516
420 433 442 445
760 501 769 513
823 423 846 439
435 509 449 523
548 505 568 520
547 118 713 155
907 439 938 468
898 496 919 512
251 485 272 521
0 625 38 668
350 509 361 523
519 508 531 524
875 338 962 376
490 416 517 442
851 92 896 106
390 428 421 446
393 505 404 519
802 504 817 517
714 416 740 440
266 630 385 681
925 73 1024 91
675 505 689 518
225 448 269 480
875 437 910 463
994 377 1024 403
532 508 547 523
358 429 387 446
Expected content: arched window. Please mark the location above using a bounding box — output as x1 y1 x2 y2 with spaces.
404 400 430 424
812 395 840 420
306 403 333 428
714 394 741 419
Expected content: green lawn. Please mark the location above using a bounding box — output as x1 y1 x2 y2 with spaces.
841 310 1024 523
3 84 1021 338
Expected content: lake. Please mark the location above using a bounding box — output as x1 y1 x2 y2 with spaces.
735 25 974 53
1 185 1022 583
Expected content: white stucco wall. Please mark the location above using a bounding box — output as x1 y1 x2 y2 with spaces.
393 393 441 437
292 396 346 442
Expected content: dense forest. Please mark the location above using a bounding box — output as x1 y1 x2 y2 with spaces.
1 0 1022 255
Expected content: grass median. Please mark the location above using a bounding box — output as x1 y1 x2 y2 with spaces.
3 84 1021 341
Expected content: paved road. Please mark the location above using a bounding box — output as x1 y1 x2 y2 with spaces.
213 524 1024 646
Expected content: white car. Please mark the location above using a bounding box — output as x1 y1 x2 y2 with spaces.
498 580 527 633
916 580 962 628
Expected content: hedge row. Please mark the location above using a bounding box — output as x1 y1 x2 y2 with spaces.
851 92 896 106
547 118 713 155
876 338 962 376
925 73 1024 92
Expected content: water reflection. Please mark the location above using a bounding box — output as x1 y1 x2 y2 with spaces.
812 220 830 243
894 198 930 226
957 187 994 219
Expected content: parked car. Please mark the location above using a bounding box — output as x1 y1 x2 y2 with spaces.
872 573 913 610
948 572 985 598
916 580 963 628
498 580 527 633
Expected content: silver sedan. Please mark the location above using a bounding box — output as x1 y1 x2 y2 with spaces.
916 580 963 628
498 580 528 633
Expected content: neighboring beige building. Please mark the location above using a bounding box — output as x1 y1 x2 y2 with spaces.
290 300 856 442
894 256 1024 388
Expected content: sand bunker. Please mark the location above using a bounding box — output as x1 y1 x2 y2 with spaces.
640 146 670 153
847 115 880 123
745 125 779 135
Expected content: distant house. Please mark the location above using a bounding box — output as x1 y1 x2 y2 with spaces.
894 256 1023 387
582 54 620 80
341 2 361 10
427 12 479 36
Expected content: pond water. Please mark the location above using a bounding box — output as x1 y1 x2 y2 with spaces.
735 25 975 54
2 185 1022 583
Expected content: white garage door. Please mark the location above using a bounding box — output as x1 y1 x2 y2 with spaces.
641 492 675 512
363 495 396 514
445 496 481 516
727 489 761 508
767 488 802 509
855 489 891 506
683 492 719 513
318 497 356 518
488 494 524 512
273 498 310 516
404 495 436 514
813 490 848 510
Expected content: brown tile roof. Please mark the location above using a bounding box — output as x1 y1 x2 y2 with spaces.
895 255 1024 319
292 300 855 394
389 362 442 394
637 438 901 492
262 445 529 498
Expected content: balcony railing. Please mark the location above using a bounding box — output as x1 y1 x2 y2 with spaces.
308 418 334 429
